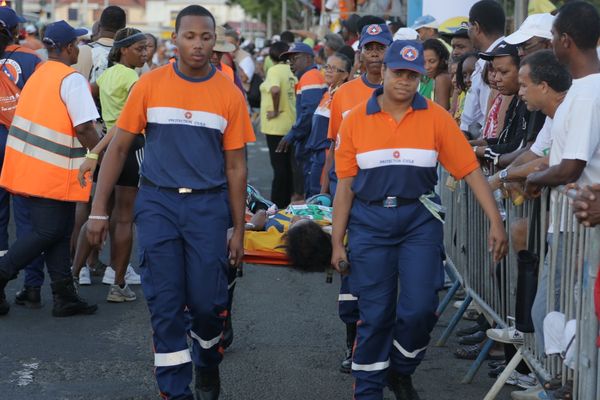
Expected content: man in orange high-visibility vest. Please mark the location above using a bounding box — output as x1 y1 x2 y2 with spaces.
0 20 101 317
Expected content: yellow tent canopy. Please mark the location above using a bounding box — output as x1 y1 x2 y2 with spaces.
438 16 468 34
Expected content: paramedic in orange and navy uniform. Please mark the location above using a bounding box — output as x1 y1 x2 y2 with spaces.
276 42 327 197
331 40 508 400
0 21 101 318
86 6 254 400
322 23 393 197
320 22 393 375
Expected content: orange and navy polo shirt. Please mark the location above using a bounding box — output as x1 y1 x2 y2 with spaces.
335 87 479 202
327 74 381 142
117 62 255 190
306 89 332 152
287 66 327 149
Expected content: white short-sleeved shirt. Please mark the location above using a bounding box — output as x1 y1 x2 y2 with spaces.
530 117 553 157
548 73 600 232
60 72 100 128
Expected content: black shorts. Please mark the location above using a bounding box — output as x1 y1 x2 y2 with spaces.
93 135 145 187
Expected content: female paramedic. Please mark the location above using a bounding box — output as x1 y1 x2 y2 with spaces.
331 40 508 400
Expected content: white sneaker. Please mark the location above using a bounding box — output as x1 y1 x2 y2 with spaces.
124 264 141 285
506 371 538 390
487 327 524 344
102 266 116 285
102 265 141 285
511 385 549 399
79 266 92 285
106 284 136 302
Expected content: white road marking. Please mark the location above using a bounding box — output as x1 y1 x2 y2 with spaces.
12 361 39 386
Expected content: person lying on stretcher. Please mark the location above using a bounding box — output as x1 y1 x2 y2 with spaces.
241 185 333 272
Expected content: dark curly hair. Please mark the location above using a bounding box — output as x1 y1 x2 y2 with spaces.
284 220 332 273
423 38 450 76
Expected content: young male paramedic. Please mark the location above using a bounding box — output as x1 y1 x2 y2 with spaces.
86 6 254 400
331 40 508 400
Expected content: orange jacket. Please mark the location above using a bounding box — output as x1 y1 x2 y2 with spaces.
0 61 91 202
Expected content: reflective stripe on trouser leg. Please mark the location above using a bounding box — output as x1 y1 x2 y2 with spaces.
347 200 401 400
339 274 359 324
391 215 444 375
135 186 193 400
181 190 230 370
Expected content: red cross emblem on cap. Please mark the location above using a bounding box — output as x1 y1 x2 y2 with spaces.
401 46 419 62
184 111 192 119
367 24 382 35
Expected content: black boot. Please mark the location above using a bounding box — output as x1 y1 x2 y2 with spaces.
15 286 42 308
388 370 421 400
340 322 357 373
51 277 98 317
0 277 9 316
221 313 233 350
194 367 220 400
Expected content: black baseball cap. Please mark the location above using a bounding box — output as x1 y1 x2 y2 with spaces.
478 41 519 61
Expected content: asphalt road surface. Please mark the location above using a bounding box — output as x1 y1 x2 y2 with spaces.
0 129 515 399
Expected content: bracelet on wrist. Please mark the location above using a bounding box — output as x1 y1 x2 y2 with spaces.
86 151 99 160
88 215 109 220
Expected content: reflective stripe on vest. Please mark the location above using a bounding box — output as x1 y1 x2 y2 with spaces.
0 60 91 202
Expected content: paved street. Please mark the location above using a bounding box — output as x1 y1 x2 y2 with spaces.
0 131 514 399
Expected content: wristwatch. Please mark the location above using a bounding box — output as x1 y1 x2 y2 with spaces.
499 168 509 182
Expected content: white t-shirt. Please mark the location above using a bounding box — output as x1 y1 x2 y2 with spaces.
60 73 100 127
530 116 553 157
548 73 600 232
460 37 505 132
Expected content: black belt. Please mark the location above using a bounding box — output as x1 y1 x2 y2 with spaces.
362 196 419 208
140 176 224 194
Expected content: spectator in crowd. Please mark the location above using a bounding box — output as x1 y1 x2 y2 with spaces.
504 13 554 57
259 41 297 208
87 6 254 399
211 25 244 93
448 27 474 61
410 14 440 41
280 30 295 45
323 32 345 58
142 33 159 73
422 38 451 109
0 6 46 310
21 24 43 51
462 0 506 138
73 5 126 82
225 29 255 91
71 5 126 281
277 43 327 199
452 52 478 125
523 1 600 360
305 52 352 197
0 20 101 317
73 27 148 298
473 43 545 167
341 13 360 49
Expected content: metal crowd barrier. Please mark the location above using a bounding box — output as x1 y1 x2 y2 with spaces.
435 168 600 399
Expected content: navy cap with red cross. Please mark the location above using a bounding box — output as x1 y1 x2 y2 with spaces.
383 40 426 75
359 23 393 49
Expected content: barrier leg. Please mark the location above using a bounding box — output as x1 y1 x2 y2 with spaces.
482 347 523 399
461 338 495 384
435 294 472 347
436 280 461 315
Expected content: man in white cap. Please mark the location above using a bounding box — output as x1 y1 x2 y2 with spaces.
411 14 452 52
504 13 554 57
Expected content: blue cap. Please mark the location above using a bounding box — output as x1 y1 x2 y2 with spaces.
383 40 426 75
410 15 439 31
43 20 88 47
280 42 314 60
359 24 393 49
0 6 26 29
